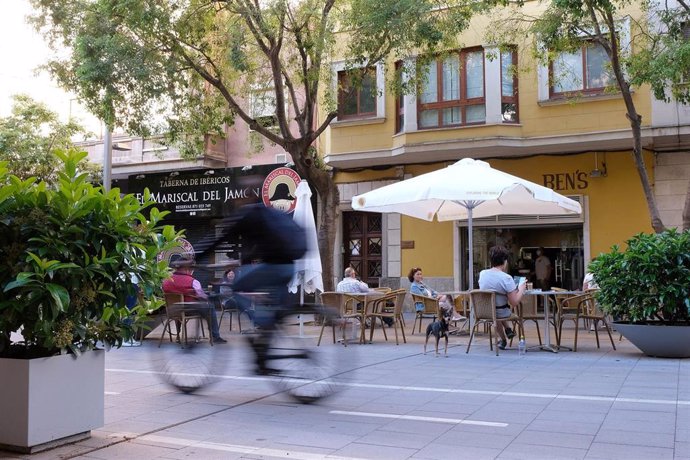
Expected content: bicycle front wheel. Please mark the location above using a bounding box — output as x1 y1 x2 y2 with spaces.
263 305 352 404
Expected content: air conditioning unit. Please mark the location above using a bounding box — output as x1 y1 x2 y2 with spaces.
275 153 288 164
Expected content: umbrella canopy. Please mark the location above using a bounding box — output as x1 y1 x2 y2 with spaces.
288 180 324 298
352 158 582 289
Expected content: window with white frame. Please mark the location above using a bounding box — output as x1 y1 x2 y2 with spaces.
249 88 278 130
337 68 377 119
550 42 615 96
417 48 485 128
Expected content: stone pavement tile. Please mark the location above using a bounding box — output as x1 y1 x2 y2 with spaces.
73 441 177 459
98 418 170 436
451 421 528 436
584 442 675 460
512 430 594 449
600 417 676 434
677 429 690 442
413 444 503 460
435 430 516 450
479 401 550 415
497 442 588 460
333 442 418 460
467 408 539 425
546 399 613 414
610 400 678 413
606 408 677 423
593 428 675 448
525 419 601 436
356 430 441 449
676 441 690 455
536 409 606 424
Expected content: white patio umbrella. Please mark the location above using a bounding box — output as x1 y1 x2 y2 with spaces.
352 158 582 289
288 181 324 335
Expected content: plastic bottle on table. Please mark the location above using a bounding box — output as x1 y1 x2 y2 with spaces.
518 336 526 356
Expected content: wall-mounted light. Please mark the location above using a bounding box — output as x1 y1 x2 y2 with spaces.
135 174 146 180
241 165 253 171
284 161 295 168
204 170 215 176
590 152 607 178
169 171 180 177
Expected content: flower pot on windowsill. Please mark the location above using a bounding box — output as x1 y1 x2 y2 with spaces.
0 350 105 453
614 321 690 358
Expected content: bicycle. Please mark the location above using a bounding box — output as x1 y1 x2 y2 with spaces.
154 292 351 404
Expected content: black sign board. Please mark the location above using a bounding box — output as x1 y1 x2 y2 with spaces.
128 165 293 218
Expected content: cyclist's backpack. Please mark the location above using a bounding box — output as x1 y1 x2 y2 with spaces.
241 204 308 263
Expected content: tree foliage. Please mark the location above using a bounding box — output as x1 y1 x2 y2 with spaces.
0 94 95 184
30 0 491 288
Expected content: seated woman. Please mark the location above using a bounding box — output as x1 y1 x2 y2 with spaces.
478 245 526 349
409 267 441 312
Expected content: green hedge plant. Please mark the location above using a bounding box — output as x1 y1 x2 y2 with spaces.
0 149 180 358
589 230 690 325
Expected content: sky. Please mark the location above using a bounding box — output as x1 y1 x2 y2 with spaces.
0 0 102 135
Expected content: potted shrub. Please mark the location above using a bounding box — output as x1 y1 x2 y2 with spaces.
589 229 690 358
0 149 178 453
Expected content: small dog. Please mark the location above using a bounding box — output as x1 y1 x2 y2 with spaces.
424 316 449 357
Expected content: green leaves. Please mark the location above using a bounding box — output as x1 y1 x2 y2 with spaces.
590 229 690 325
0 149 179 358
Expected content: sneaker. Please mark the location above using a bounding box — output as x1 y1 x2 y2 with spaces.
498 339 507 350
213 337 228 343
505 328 516 340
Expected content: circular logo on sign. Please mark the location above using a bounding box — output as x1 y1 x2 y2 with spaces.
262 167 301 213
157 238 195 263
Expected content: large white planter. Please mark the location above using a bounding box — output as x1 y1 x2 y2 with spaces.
0 350 105 453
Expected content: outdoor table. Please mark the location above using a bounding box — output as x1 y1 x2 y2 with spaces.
525 289 582 353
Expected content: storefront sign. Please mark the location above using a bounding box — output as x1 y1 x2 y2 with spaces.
128 165 301 218
542 170 589 191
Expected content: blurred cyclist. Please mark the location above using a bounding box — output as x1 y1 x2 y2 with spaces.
194 177 307 373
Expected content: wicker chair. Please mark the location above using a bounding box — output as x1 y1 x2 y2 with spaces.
466 290 522 356
518 295 543 345
366 289 407 345
410 293 441 335
159 293 210 347
317 292 361 346
558 293 616 351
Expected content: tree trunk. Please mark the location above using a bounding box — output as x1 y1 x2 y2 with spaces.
683 180 690 230
288 146 339 291
628 118 666 233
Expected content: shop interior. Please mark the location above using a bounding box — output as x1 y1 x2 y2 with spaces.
465 225 585 291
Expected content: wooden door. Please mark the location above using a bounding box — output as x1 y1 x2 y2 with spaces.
343 211 382 287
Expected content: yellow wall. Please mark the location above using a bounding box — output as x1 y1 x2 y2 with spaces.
401 217 455 278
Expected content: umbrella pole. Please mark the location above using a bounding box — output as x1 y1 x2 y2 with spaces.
299 273 305 337
468 206 474 290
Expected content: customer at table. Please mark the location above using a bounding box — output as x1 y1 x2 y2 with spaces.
336 267 373 293
478 246 526 350
409 267 443 312
162 256 227 343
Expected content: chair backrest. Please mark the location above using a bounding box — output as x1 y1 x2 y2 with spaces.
163 292 185 318
319 291 345 310
411 293 440 316
454 292 470 316
560 293 588 314
373 287 392 293
519 294 538 316
469 290 497 321
579 293 603 317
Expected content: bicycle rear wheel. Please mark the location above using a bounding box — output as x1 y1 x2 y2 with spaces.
263 304 351 404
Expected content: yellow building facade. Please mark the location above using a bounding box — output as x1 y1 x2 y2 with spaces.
323 2 689 292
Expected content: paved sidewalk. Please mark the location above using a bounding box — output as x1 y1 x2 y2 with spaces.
2 320 688 460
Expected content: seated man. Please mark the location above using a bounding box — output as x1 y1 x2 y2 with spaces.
162 257 227 343
337 268 393 326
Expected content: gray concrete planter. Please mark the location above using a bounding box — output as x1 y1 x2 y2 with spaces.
0 350 105 453
615 321 690 358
